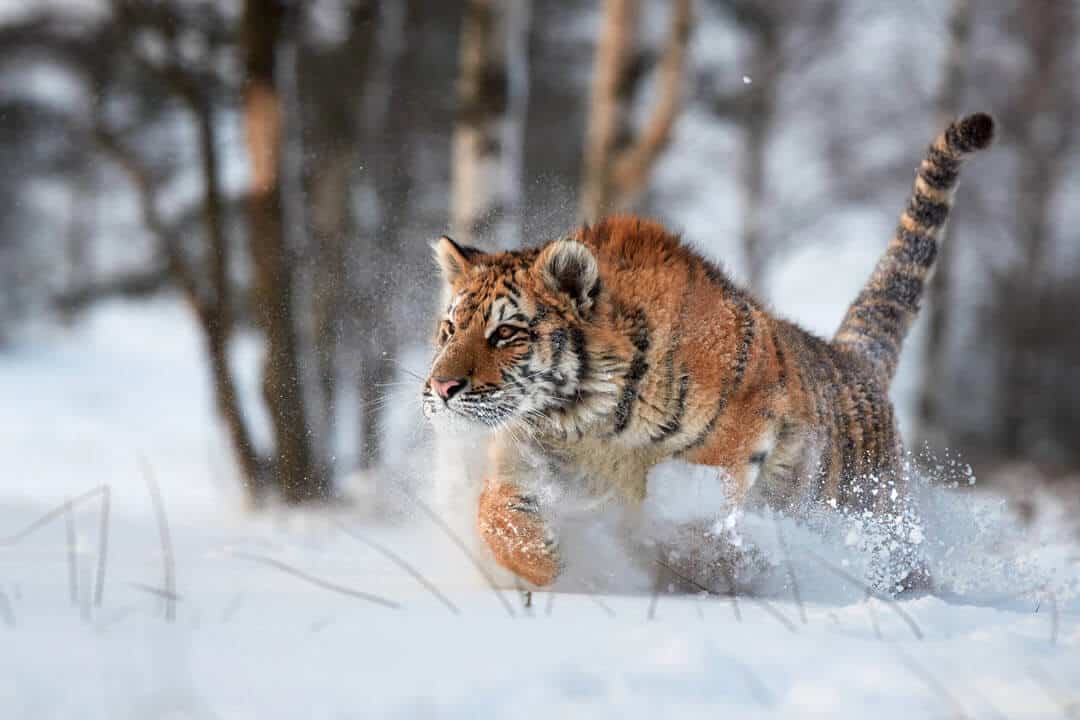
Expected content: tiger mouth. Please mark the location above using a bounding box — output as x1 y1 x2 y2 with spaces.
423 391 517 429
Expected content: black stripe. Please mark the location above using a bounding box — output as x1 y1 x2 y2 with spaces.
837 396 858 507
702 259 737 294
656 263 694 432
894 227 938 268
830 359 856 506
805 339 836 500
771 326 787 387
945 123 982 154
570 327 589 389
864 383 884 480
815 431 834 502
650 372 690 443
926 145 960 174
849 382 870 479
528 304 547 327
549 328 567 368
612 310 651 435
919 162 958 191
854 297 905 330
843 315 899 364
879 273 923 308
907 193 949 228
678 300 756 453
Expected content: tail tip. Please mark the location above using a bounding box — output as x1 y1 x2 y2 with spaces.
951 112 995 153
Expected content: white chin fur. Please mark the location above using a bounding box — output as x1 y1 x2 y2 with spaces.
427 407 493 437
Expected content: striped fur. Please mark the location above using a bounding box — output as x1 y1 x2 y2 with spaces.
423 114 994 589
834 112 994 381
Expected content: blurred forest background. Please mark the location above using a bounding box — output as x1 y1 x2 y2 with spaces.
1 0 1078 506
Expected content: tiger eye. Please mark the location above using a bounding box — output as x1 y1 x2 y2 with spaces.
438 320 455 344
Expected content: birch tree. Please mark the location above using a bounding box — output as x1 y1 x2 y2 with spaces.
450 0 532 248
579 0 691 223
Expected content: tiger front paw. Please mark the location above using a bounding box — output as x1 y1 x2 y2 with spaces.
477 482 561 587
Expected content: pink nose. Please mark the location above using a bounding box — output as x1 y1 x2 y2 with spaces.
430 377 465 400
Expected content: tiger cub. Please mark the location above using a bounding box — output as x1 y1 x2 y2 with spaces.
423 113 994 589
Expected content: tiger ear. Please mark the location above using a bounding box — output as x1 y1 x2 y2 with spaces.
431 235 482 284
536 239 600 313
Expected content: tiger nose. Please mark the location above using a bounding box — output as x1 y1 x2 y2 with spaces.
431 376 466 401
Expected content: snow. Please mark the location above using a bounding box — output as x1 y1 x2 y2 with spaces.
2 299 1079 719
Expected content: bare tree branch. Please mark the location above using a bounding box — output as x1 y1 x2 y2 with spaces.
610 0 692 203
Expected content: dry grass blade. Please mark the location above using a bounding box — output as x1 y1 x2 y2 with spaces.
140 458 176 622
579 580 616 619
772 515 807 624
232 552 401 610
1036 590 1059 646
0 589 15 628
865 591 883 640
715 562 743 623
800 547 924 640
388 480 516 618
892 643 970 719
385 357 427 382
94 485 111 607
653 558 806 632
129 582 183 602
221 591 246 622
0 485 107 546
335 521 460 615
65 496 78 606
647 556 663 621
654 558 732 616
79 558 92 623
514 579 534 617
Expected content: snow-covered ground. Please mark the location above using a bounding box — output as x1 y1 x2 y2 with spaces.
1 299 1078 719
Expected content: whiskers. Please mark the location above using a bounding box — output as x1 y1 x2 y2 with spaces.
360 357 433 458
385 357 427 383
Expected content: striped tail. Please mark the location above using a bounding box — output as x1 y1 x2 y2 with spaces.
833 112 994 382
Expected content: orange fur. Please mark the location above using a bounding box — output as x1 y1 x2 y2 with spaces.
423 114 994 590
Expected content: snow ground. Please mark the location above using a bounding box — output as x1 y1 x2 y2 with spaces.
1 299 1078 719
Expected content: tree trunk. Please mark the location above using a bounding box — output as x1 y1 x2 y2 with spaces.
310 152 350 471
61 161 95 325
305 1 379 479
192 93 263 497
998 1 1074 458
737 19 778 294
579 0 690 222
450 0 531 247
355 0 409 474
579 0 639 222
93 86 264 501
242 0 320 502
916 0 971 452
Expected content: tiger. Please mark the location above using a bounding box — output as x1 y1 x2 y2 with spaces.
422 113 994 591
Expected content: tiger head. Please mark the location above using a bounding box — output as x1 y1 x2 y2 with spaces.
422 235 606 433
